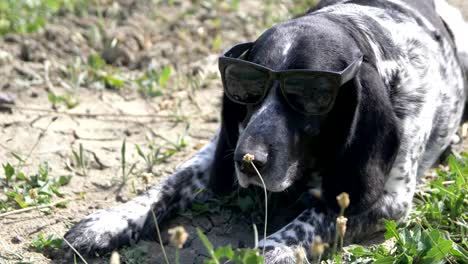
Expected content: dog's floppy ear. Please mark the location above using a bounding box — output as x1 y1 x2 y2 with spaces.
209 95 247 194
320 60 401 214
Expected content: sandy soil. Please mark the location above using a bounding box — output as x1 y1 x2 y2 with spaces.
0 1 467 264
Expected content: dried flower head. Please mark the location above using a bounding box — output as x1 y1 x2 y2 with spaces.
242 153 255 162
310 235 328 256
109 251 120 264
336 192 350 210
29 188 38 200
336 216 348 238
168 226 189 249
294 247 306 263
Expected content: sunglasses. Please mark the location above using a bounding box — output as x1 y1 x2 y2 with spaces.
218 42 363 115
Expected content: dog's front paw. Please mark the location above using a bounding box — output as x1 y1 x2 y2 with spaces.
262 245 296 264
64 209 137 256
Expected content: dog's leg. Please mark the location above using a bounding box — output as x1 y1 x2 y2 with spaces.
259 188 415 263
64 135 219 256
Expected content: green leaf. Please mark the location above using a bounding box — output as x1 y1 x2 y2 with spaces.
450 243 468 259
158 66 171 88
104 75 125 89
88 53 106 70
14 193 27 208
16 172 27 180
384 220 400 242
422 239 453 262
135 144 145 159
56 175 72 186
373 256 396 264
347 245 374 257
3 163 15 183
213 245 234 260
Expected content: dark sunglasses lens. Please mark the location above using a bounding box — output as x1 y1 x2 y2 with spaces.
283 76 337 114
224 64 268 104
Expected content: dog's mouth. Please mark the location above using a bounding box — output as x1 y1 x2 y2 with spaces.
235 161 299 192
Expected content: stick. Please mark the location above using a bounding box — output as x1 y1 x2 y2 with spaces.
0 198 73 218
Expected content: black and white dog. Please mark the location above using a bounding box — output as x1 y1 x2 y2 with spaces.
65 0 468 262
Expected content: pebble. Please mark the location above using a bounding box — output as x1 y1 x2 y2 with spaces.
11 235 23 244
0 49 13 65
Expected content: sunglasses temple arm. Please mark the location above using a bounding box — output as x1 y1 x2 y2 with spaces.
339 56 364 85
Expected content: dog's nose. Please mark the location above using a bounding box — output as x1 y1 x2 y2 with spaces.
234 149 268 176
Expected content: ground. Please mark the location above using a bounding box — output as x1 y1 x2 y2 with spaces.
0 1 466 264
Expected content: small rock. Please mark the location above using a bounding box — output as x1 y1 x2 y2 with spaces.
0 93 15 104
0 49 13 65
0 93 15 113
123 129 132 137
11 235 23 244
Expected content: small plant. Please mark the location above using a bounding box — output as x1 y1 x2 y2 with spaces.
47 91 80 109
87 53 126 89
120 139 136 186
134 143 175 173
71 143 88 176
135 66 172 97
197 228 264 264
30 232 63 253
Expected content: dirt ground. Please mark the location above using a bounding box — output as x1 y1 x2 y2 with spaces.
0 1 467 264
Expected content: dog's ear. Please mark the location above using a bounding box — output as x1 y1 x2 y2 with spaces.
320 60 401 214
209 95 247 194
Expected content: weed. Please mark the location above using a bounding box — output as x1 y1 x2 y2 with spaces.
1 162 72 213
48 91 79 109
71 143 88 176
134 143 174 173
30 232 63 253
120 139 136 187
197 228 264 264
136 66 172 97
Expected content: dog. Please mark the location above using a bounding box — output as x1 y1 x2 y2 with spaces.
65 0 468 262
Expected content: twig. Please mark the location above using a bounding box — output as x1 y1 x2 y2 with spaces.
20 117 58 170
0 198 73 218
44 60 56 93
1 103 175 119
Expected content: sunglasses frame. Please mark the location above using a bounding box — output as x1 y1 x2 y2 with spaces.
218 42 363 115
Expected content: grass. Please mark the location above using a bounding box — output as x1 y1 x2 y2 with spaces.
0 161 72 214
0 0 91 36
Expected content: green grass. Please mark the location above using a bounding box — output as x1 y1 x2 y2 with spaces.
0 0 91 35
30 232 63 253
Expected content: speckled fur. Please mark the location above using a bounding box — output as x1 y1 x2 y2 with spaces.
65 0 467 262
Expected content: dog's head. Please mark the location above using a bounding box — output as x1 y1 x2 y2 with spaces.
224 16 360 192
214 14 400 209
